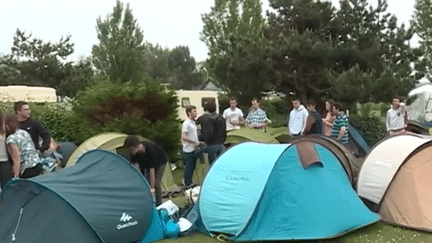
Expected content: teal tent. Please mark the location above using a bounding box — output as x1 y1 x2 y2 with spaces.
196 142 379 241
347 123 370 157
0 149 165 243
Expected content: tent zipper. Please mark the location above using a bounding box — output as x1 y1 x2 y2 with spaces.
11 207 24 242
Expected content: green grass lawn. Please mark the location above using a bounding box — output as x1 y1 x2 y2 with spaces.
157 221 432 243
162 166 432 243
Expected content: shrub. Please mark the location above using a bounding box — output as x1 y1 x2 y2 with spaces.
349 115 386 147
260 98 289 127
0 102 75 142
72 79 181 160
30 103 76 142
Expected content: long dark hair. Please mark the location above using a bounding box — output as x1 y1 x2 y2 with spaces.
325 99 335 112
5 114 19 137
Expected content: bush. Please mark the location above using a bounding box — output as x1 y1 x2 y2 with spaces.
72 79 181 160
260 98 289 127
31 103 76 142
349 115 386 147
0 102 75 142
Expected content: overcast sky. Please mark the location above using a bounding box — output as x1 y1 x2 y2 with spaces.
0 0 416 63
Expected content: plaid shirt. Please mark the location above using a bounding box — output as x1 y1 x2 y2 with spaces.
246 108 268 131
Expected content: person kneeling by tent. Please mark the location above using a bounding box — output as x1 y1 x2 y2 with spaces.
5 114 58 178
123 136 168 206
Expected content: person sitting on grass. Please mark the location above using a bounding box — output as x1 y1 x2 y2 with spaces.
5 114 58 178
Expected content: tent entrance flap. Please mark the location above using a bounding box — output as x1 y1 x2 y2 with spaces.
296 142 323 169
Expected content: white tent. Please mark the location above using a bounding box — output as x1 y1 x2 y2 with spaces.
358 134 432 203
357 133 432 232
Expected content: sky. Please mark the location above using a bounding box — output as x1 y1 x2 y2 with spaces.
0 0 417 63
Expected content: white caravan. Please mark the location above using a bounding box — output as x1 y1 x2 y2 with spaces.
0 85 57 103
407 84 432 126
175 90 219 121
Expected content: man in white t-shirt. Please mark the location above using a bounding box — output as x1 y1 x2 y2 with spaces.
181 105 200 186
386 96 407 136
223 97 244 131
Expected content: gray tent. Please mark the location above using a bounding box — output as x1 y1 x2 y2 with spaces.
0 149 165 243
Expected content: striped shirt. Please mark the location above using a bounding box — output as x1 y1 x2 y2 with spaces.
331 113 349 144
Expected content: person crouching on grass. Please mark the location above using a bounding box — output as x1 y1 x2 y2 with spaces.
123 136 168 206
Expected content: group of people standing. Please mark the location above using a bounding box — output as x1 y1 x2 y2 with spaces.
180 96 354 188
180 96 270 187
0 101 56 189
288 98 349 144
122 95 407 206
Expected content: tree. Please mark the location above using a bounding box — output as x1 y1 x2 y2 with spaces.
168 46 204 89
92 0 146 83
57 58 95 97
413 0 432 80
202 0 422 106
145 43 171 82
265 0 337 102
0 29 95 97
201 0 267 105
5 29 74 87
327 0 422 103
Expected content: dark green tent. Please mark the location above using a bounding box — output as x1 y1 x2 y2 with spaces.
0 149 165 243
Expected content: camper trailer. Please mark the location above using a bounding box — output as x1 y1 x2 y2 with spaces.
175 90 219 121
407 84 432 127
0 85 57 103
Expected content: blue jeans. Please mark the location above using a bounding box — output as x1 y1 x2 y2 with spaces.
183 152 198 186
207 144 225 166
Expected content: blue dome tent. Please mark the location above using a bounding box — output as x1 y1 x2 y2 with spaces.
196 142 379 241
0 149 165 243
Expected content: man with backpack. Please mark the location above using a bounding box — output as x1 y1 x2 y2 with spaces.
196 101 226 166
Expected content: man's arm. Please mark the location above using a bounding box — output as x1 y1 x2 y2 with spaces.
181 132 198 145
401 103 408 127
245 113 252 127
288 111 294 134
337 126 347 141
237 110 245 125
149 168 155 189
35 121 51 153
301 110 309 134
7 144 21 177
304 114 315 135
385 111 390 131
259 111 269 128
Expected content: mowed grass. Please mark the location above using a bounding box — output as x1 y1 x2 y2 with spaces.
157 221 432 243
162 166 432 243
